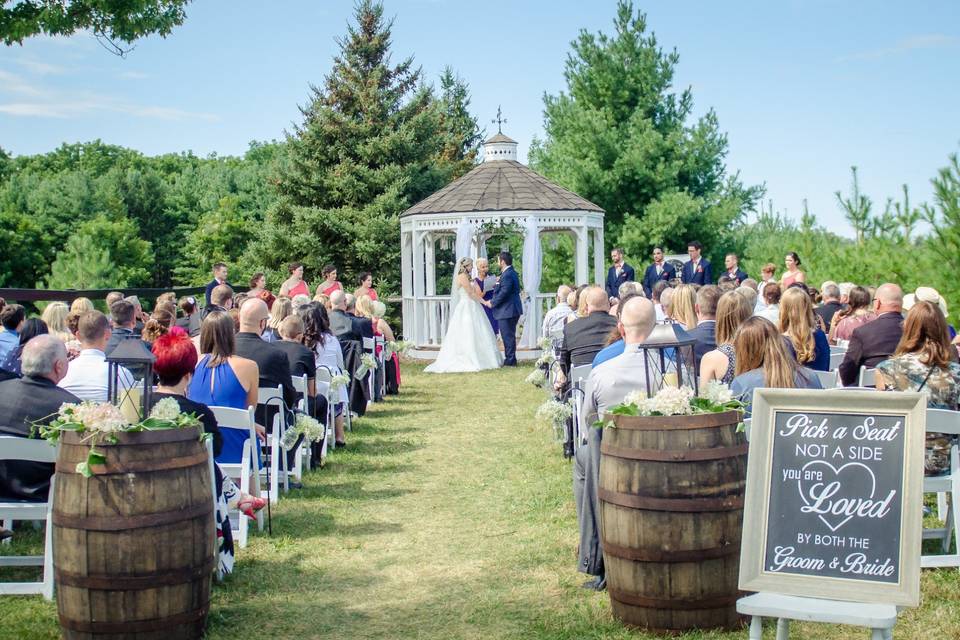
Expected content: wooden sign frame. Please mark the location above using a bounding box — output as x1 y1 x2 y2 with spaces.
739 389 926 607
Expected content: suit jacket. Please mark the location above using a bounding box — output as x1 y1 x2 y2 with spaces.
839 312 904 386
641 262 676 297
560 311 619 374
719 268 748 285
204 279 231 306
606 263 636 299
491 266 523 320
0 376 80 500
329 309 372 342
686 320 717 371
681 259 712 286
815 301 843 333
233 332 297 408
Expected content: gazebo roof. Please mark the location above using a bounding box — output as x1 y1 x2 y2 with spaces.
402 159 604 217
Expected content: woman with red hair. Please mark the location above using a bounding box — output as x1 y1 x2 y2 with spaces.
147 328 265 576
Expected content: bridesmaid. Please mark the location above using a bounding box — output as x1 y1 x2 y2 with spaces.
474 258 498 335
353 272 378 301
780 252 806 288
279 262 311 298
319 264 342 296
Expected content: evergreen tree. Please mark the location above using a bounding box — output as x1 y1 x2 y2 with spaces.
835 166 871 245
42 233 116 290
437 66 483 172
76 214 153 286
529 1 761 264
248 1 458 294
176 195 254 285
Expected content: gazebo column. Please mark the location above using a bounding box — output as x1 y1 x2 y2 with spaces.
401 229 413 344
574 227 588 285
425 233 437 296
412 230 426 346
592 227 605 285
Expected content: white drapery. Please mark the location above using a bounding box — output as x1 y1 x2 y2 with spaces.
519 216 542 348
455 220 475 267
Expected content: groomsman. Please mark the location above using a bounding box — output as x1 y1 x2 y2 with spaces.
681 241 712 285
641 246 676 297
721 253 748 285
605 248 635 300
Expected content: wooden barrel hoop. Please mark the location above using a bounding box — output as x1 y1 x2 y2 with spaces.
598 487 743 512
53 501 211 531
602 540 738 563
601 441 748 461
609 588 740 611
56 557 216 590
55 450 210 474
59 605 210 634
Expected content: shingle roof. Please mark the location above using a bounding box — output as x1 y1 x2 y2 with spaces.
402 160 604 216
484 132 516 144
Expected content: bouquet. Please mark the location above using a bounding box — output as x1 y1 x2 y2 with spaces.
385 340 412 359
537 336 553 351
281 413 326 451
536 398 575 441
329 373 351 392
597 380 744 429
354 353 377 380
525 368 548 388
36 398 203 478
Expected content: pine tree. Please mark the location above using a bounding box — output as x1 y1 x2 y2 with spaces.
43 233 117 290
249 1 458 294
834 166 872 245
437 66 483 171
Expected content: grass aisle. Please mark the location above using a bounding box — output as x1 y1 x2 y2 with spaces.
3 364 960 638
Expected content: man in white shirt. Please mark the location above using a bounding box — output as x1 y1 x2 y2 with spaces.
59 311 134 402
574 296 656 590
541 285 575 346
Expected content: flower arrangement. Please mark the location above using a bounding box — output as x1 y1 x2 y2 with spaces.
525 368 548 388
281 413 326 451
537 336 553 351
597 380 744 428
329 373 351 391
536 398 575 441
385 340 412 359
354 353 378 379
35 398 203 478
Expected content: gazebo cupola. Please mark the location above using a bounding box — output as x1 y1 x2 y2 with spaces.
399 124 605 360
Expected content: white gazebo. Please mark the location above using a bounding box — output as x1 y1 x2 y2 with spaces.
400 131 605 360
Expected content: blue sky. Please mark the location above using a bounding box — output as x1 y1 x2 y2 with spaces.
1 1 958 236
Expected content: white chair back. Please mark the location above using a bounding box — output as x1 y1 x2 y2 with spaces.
291 375 308 412
570 364 592 385
858 366 877 388
828 352 845 370
922 408 960 568
812 369 838 389
0 437 57 464
208 406 263 546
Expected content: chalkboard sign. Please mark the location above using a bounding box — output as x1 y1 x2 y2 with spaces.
739 389 925 607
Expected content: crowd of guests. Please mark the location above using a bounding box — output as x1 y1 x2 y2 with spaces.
0 261 400 572
546 242 960 592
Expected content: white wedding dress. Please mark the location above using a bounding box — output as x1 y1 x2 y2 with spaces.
425 277 503 373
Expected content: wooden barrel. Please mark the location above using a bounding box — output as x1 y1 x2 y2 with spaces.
598 410 746 632
52 428 215 640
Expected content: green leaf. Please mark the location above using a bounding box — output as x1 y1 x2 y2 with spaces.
87 449 107 467
76 462 92 478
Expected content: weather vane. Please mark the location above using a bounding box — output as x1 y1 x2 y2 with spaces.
492 105 507 134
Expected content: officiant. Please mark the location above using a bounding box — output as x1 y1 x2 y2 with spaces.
475 258 498 335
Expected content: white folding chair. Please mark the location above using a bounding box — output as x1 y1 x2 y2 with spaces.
836 339 850 349
209 406 263 548
922 408 960 568
258 385 289 499
204 438 222 582
829 345 847 354
859 366 877 388
316 366 337 457
290 374 310 479
362 336 377 405
569 364 592 447
743 417 752 442
829 352 846 370
812 369 839 389
0 437 56 599
374 335 387 398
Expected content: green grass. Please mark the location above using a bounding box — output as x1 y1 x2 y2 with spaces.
3 364 960 638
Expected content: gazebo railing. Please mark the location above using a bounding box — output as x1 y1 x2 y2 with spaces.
414 295 452 347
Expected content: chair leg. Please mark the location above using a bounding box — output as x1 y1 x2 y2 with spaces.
42 487 54 600
775 618 789 640
1 518 10 546
749 616 762 640
938 492 948 521
871 629 886 640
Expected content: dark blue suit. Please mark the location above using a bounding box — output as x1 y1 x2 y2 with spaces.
641 262 676 297
491 266 523 366
720 268 748 285
605 263 636 299
681 259 712 286
204 279 231 306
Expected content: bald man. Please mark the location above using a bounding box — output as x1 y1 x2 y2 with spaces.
575 296 657 589
235 299 297 408
559 286 618 375
839 283 904 386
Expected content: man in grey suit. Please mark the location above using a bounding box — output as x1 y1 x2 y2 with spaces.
574 296 657 590
686 285 721 372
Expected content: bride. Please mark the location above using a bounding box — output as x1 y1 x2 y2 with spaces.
425 257 503 373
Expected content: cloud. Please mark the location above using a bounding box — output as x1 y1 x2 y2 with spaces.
836 33 958 62
0 70 48 96
118 70 149 80
15 58 65 75
0 95 219 122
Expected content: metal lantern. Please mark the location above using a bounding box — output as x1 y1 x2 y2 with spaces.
637 322 699 397
106 338 156 421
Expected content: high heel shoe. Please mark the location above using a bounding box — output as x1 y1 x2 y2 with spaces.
237 496 267 520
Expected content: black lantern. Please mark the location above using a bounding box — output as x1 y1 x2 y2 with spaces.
106 338 156 420
637 322 699 397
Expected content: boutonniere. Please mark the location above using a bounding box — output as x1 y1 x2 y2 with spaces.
697 266 703 273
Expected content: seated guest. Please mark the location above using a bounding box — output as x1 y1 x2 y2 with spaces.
142 308 175 346
577 297 657 590
736 285 758 311
701 291 752 384
567 285 589 324
6 318 49 376
559 287 618 375
274 315 319 410
816 283 843 332
0 335 79 500
298 302 347 447
780 287 830 371
876 301 960 475
124 295 147 335
41 302 73 344
542 285 575 347
755 283 781 325
354 272 378 301
717 275 737 292
105 300 147 357
838 282 854 306
233 292 250 311
651 281 669 322
372 300 401 394
234 299 297 410
313 293 331 310
319 264 342 297
105 291 124 314
187 311 262 460
687 285 721 370
758 263 778 298
668 284 698 331
60 311 134 401
175 296 201 337
838 284 904 386
292 294 311 312
248 272 267 299
609 282 642 316
830 286 875 344
70 297 95 314
741 278 759 292
329 290 371 341
731 317 822 416
257 289 276 312
657 285 674 323
280 262 312 299
204 284 235 319
264 296 293 343
0 303 26 372
592 293 641 367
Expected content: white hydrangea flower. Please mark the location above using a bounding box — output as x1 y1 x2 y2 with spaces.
701 380 734 405
623 390 648 408
148 397 182 422
642 385 695 416
75 401 129 433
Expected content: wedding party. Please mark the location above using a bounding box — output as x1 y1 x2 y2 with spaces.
1 1 959 639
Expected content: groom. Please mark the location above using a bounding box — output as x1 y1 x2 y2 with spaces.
490 251 523 367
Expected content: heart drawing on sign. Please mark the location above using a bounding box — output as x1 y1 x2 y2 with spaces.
796 460 877 532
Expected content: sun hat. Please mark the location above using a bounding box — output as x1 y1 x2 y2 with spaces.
903 286 948 318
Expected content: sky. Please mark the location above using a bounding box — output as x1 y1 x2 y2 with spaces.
1 0 958 237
